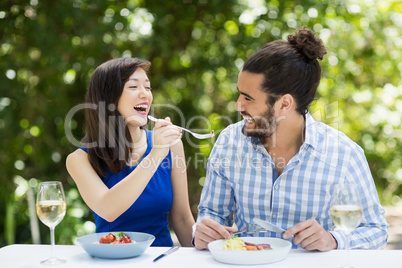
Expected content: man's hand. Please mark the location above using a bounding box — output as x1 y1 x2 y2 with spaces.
194 218 235 250
283 219 337 251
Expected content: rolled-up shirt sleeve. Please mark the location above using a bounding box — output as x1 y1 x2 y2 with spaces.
330 146 389 249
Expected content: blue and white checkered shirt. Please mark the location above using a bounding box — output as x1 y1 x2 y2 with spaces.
195 113 388 249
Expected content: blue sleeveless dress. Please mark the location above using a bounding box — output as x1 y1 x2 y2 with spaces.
79 129 173 246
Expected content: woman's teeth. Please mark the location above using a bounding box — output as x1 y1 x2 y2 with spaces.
134 104 148 112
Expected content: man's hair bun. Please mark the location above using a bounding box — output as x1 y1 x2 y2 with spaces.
287 27 327 60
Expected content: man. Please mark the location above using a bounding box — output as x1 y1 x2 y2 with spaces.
193 27 388 251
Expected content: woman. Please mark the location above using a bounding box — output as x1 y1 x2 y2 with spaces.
66 58 194 247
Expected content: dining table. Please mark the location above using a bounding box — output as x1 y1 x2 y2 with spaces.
1 244 401 268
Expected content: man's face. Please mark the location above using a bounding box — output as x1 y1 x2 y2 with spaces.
235 70 278 138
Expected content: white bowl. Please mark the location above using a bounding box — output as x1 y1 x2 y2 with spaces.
76 232 155 259
208 237 292 265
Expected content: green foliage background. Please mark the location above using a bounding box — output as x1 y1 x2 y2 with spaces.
0 0 401 246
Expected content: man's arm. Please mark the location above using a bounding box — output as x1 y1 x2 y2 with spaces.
193 131 237 249
284 146 388 250
330 149 388 249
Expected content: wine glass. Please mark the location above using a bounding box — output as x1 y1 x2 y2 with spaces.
330 182 363 268
36 181 67 265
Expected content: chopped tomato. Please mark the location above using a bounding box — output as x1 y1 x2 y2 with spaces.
122 234 132 243
99 233 116 244
113 238 122 244
101 233 133 244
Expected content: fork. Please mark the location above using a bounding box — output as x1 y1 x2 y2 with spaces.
230 223 266 238
147 115 215 139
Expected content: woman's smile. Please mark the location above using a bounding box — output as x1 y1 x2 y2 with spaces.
133 102 149 116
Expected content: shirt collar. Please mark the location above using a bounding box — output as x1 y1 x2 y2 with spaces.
303 112 318 151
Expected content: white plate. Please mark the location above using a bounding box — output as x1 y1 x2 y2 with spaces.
208 237 292 265
76 232 155 259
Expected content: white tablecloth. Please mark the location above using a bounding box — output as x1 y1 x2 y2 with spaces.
1 244 401 268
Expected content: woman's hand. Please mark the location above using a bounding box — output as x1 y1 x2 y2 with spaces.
151 117 182 158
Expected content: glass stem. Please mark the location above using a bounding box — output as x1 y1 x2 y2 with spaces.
345 232 350 267
50 226 55 259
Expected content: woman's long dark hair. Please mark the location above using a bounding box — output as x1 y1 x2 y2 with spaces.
243 27 327 114
81 58 151 176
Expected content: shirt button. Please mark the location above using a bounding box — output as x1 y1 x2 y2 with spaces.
272 214 277 219
274 185 279 190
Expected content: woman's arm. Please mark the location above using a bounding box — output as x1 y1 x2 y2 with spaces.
169 139 195 247
66 119 181 222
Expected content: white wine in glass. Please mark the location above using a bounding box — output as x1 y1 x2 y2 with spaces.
36 181 67 265
330 182 363 268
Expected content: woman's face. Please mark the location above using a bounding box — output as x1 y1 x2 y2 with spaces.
117 68 153 127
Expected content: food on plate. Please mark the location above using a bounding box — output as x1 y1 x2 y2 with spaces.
222 237 272 251
99 233 116 244
222 237 245 250
98 232 135 244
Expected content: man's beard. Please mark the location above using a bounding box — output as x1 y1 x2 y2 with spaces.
241 106 278 138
